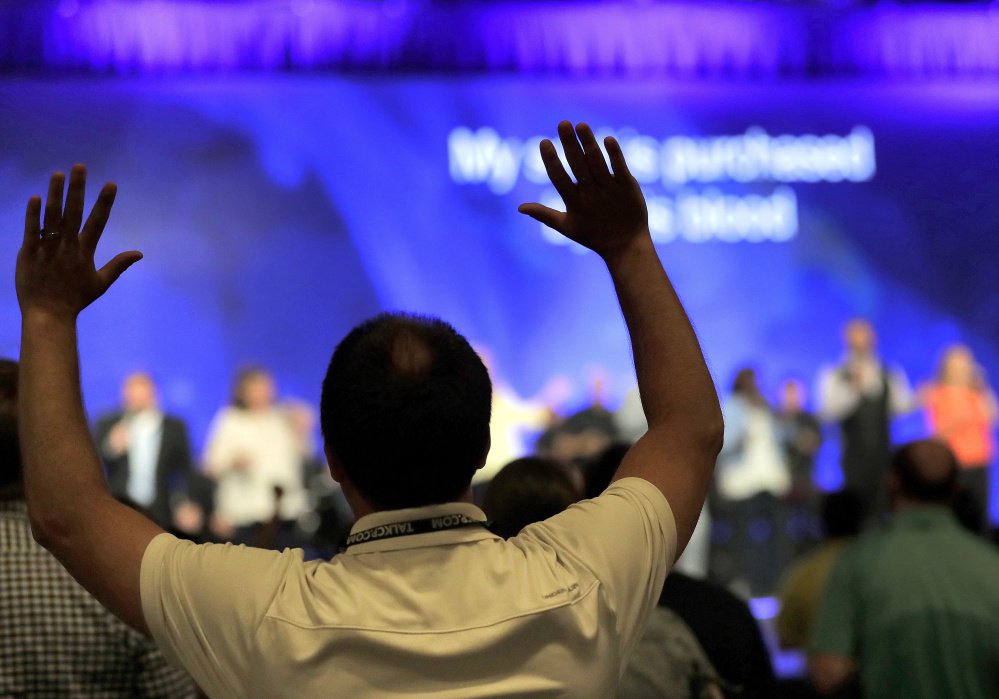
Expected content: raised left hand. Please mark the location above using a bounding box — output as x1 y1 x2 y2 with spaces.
16 164 142 321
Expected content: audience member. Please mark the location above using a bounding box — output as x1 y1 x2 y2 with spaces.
15 124 722 695
716 367 791 596
810 439 999 698
776 489 863 650
778 379 823 501
203 365 308 546
0 360 196 698
587 443 778 699
95 371 199 531
923 344 997 530
482 456 579 538
817 319 913 521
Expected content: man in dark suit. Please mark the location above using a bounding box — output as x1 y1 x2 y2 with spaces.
95 372 199 531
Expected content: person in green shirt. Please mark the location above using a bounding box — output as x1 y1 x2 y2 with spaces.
809 439 999 698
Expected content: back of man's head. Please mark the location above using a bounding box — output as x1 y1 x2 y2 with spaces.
821 489 863 539
320 313 491 511
0 359 20 492
891 439 959 506
482 457 579 538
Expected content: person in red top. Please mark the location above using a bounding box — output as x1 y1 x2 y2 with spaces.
924 344 998 527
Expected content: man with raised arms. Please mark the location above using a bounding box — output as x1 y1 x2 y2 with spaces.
15 121 722 697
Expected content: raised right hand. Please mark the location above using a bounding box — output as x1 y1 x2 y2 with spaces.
518 121 649 261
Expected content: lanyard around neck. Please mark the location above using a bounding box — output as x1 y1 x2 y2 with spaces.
341 512 492 551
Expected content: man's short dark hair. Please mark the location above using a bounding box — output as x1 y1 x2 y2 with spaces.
320 313 491 510
0 359 20 489
821 489 863 539
892 439 959 505
483 457 579 538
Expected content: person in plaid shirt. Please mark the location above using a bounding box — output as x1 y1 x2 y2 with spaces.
0 359 196 698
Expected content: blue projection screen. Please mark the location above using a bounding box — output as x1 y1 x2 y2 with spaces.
1 76 998 510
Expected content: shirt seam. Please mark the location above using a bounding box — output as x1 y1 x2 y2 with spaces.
260 577 601 635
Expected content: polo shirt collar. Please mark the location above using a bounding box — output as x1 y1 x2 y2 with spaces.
345 501 498 555
892 506 959 530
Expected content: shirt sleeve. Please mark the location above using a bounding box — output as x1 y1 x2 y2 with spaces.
140 533 299 698
810 542 862 658
887 367 914 416
817 366 861 423
517 477 677 665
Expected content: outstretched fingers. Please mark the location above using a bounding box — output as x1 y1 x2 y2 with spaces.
79 182 118 255
518 203 567 233
43 172 66 235
604 136 632 179
62 164 88 237
557 120 590 185
575 123 611 184
97 251 143 291
539 139 575 201
23 196 42 249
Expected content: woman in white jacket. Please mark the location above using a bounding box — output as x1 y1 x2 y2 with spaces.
715 368 791 596
203 366 308 542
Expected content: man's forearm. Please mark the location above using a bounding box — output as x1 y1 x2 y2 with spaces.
19 312 113 543
605 234 721 439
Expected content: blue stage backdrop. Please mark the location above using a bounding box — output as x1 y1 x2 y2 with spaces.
1 77 998 516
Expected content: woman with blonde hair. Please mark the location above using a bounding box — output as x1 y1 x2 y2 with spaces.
924 345 997 527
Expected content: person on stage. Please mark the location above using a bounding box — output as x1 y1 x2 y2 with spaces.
203 366 308 545
923 344 997 529
817 318 913 520
778 377 823 553
716 367 791 596
95 372 199 532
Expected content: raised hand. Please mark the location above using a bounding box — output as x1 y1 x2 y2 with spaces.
16 164 141 320
518 121 649 260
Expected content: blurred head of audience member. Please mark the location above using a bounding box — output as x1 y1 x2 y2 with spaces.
888 439 958 510
482 457 579 539
583 442 630 500
843 317 876 358
122 371 158 413
0 359 196 696
320 313 492 513
821 489 864 540
232 365 276 412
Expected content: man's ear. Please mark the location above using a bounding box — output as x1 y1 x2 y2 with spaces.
475 434 492 472
325 444 344 484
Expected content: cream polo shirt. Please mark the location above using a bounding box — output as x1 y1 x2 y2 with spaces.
140 477 676 698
